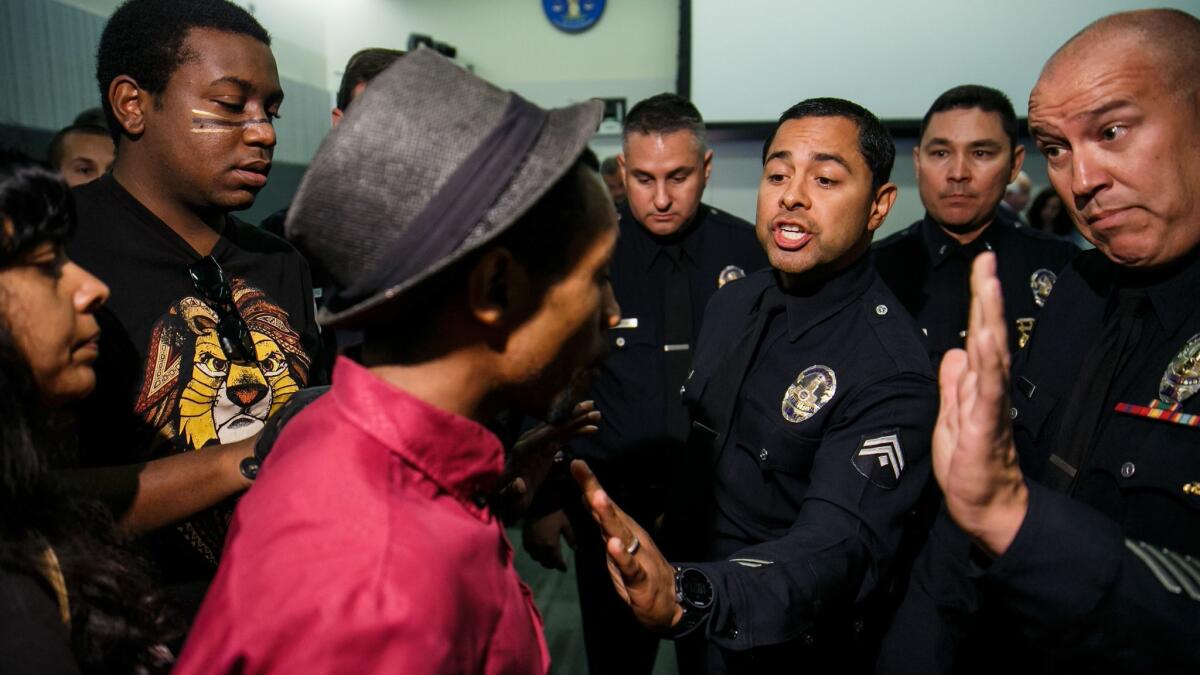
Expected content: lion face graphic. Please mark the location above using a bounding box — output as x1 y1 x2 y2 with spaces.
136 281 310 454
131 279 311 566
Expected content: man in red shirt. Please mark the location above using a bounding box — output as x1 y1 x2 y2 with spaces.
175 49 619 673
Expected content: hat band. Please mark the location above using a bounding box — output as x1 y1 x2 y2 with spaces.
328 93 549 315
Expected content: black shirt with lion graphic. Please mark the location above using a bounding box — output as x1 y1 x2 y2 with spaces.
68 175 322 607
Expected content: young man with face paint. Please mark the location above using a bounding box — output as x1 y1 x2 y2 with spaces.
877 9 1200 674
571 98 937 674
62 0 320 619
873 86 1077 364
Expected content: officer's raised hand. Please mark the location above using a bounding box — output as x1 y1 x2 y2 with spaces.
935 252 1029 556
570 459 682 631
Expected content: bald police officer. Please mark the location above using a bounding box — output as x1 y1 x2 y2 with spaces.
879 10 1200 674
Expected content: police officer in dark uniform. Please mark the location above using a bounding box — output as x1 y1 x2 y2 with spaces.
522 93 765 675
570 98 938 675
874 85 1077 362
877 10 1200 674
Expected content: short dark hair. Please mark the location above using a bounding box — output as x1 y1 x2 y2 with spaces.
96 0 271 143
762 97 896 191
336 48 405 112
45 124 110 171
72 107 110 131
623 93 707 149
919 84 1019 152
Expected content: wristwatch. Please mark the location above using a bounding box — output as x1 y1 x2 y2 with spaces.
671 566 714 638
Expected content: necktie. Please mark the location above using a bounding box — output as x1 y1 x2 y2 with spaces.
662 244 694 441
1045 287 1149 492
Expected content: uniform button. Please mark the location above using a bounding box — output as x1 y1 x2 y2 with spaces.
723 625 739 639
802 632 814 646
680 385 686 396
939 245 948 256
1010 407 1019 420
1120 462 1136 479
759 448 769 461
854 619 864 633
985 242 994 251
615 337 626 348
875 304 888 316
959 330 967 338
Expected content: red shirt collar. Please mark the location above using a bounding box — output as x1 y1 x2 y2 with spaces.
329 357 505 505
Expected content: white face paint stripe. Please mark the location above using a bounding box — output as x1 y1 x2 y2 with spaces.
191 108 237 121
190 128 238 134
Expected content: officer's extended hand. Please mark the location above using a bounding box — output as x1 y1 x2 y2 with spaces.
934 252 1029 557
522 509 576 572
570 460 683 632
493 401 601 520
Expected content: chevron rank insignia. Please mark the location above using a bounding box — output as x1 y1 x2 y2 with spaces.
852 431 905 489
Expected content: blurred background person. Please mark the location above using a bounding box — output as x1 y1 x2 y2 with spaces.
45 119 113 188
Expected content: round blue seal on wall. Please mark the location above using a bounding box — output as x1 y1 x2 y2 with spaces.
543 0 605 33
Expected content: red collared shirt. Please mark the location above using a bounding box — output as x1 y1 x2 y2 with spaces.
176 358 549 674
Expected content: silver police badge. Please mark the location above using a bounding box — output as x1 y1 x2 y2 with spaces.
1159 333 1200 405
718 265 746 288
781 365 836 423
1029 269 1057 308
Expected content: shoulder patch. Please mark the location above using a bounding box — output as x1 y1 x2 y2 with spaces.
852 430 905 489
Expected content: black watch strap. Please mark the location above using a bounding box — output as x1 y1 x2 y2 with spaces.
669 566 713 639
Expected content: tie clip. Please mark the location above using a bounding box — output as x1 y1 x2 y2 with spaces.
663 343 690 352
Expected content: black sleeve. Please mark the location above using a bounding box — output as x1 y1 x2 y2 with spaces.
982 481 1200 670
684 372 937 650
0 569 81 675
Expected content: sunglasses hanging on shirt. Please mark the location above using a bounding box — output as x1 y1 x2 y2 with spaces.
187 255 258 365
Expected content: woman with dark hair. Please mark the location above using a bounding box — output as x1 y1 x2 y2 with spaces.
1028 186 1071 237
0 148 175 673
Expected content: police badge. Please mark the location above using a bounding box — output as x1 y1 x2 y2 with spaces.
1160 333 1200 405
1114 333 1200 429
781 365 836 423
1029 269 1057 308
718 265 746 288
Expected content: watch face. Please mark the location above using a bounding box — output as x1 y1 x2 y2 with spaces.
680 568 714 609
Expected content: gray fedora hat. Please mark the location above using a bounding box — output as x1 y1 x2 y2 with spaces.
286 48 603 329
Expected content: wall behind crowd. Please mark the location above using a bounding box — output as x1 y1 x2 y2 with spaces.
0 0 1172 232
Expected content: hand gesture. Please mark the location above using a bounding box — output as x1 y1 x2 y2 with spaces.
934 252 1029 556
570 460 682 631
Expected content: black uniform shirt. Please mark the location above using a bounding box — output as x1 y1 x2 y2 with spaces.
569 202 765 501
1013 249 1200 554
874 215 1077 360
670 254 937 664
879 250 1200 674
